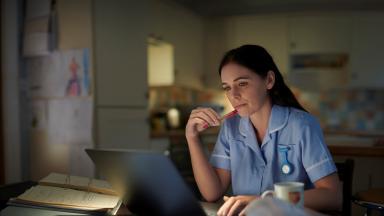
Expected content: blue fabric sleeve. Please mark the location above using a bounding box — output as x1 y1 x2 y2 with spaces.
209 121 231 170
301 115 337 183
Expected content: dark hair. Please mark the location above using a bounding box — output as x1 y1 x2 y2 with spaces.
219 44 306 112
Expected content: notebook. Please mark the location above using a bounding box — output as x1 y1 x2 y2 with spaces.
85 148 219 216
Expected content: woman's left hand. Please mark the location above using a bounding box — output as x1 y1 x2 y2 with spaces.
217 195 258 216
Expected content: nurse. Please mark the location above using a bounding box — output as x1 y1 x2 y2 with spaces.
185 45 341 215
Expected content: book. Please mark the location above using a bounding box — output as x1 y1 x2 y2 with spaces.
8 173 122 214
39 172 117 195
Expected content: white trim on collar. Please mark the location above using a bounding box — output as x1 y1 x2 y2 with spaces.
238 105 289 137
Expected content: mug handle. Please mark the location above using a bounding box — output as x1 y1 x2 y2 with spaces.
261 190 275 199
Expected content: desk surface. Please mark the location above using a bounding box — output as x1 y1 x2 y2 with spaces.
0 181 36 211
0 180 341 216
1 206 91 216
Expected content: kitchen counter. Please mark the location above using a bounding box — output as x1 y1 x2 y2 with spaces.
151 129 384 157
150 127 220 138
328 145 384 157
325 133 384 157
324 129 384 138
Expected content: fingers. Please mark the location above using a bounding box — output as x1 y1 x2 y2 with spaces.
217 196 235 216
227 200 244 216
189 107 220 128
239 209 246 216
223 196 229 201
217 196 244 216
217 195 257 216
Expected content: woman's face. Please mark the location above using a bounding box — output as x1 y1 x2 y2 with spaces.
220 63 273 117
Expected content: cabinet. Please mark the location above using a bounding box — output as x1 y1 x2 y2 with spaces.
97 108 149 149
349 13 384 88
93 0 149 149
93 0 148 107
227 15 289 75
150 0 204 89
288 15 352 54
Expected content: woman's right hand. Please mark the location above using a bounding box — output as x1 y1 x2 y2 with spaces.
185 107 221 140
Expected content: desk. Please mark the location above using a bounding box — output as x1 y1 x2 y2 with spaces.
0 181 36 210
353 188 384 216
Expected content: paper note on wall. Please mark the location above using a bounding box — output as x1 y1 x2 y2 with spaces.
25 0 52 20
46 98 93 145
23 17 52 57
27 48 91 98
31 100 48 130
62 49 91 97
27 52 61 97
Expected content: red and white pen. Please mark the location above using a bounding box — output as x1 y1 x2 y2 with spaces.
202 110 238 129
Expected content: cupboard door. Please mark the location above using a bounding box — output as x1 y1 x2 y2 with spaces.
288 15 352 54
227 16 289 75
96 108 149 149
349 13 384 88
93 0 149 107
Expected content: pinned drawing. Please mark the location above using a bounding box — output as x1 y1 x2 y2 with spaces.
66 57 81 96
27 48 91 98
63 48 91 97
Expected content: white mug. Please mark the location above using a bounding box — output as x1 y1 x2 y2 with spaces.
261 182 304 208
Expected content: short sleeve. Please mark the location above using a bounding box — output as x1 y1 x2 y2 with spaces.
301 116 337 183
209 122 231 170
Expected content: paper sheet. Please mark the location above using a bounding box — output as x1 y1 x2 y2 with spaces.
18 185 119 209
40 173 115 192
61 48 91 97
27 49 91 98
25 0 52 20
23 15 52 56
30 100 48 130
23 32 52 57
46 98 93 145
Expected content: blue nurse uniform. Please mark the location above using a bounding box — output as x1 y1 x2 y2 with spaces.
209 105 336 195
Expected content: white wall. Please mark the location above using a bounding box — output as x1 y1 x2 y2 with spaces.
150 0 205 89
1 0 23 183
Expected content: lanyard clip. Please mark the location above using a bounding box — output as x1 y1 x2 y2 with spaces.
278 145 293 175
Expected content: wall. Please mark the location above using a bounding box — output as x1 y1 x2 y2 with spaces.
25 0 95 180
150 0 205 89
1 0 23 183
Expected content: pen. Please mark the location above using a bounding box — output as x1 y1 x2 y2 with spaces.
202 110 238 129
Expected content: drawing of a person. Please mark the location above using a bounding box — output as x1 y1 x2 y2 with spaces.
66 57 81 96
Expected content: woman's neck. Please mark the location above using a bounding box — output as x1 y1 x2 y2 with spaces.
250 101 272 145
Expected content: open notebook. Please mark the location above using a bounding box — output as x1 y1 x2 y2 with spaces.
8 173 122 215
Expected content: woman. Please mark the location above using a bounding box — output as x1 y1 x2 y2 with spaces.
185 45 341 216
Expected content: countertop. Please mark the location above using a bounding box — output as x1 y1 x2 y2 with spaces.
151 128 384 157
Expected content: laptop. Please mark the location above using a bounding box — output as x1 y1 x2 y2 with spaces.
85 148 219 216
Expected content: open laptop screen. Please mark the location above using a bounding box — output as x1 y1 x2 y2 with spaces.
85 148 206 216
